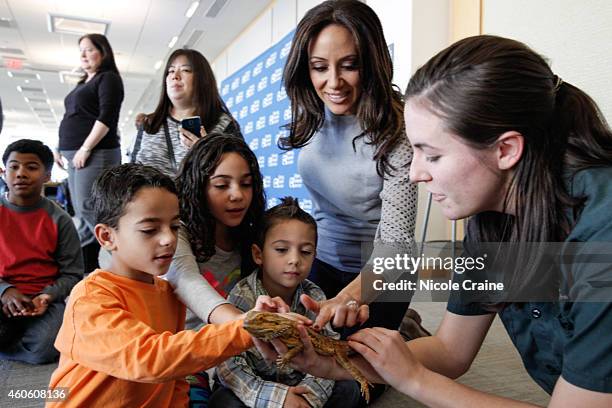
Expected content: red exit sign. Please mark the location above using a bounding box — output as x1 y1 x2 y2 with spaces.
4 57 23 70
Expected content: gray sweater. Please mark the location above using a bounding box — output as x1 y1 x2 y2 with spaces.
134 113 239 177
298 109 417 273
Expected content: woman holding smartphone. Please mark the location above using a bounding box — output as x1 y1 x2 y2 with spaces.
132 48 242 177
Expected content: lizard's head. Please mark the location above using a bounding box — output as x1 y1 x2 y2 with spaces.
242 310 292 339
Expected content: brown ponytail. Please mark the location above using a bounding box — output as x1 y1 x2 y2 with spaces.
405 35 612 299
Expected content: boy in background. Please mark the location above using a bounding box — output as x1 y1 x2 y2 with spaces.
47 164 261 407
0 139 82 364
212 197 361 408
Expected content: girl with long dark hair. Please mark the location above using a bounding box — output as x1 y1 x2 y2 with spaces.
166 133 266 328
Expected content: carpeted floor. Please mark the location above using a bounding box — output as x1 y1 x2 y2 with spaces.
370 302 550 407
0 302 550 407
0 359 57 408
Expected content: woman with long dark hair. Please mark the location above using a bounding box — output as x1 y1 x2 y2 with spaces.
275 35 612 407
56 33 124 274
132 48 241 177
281 0 419 338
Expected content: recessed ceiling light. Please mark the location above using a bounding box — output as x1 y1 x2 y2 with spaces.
25 97 46 103
0 17 14 29
185 1 200 18
168 36 178 48
59 71 82 84
28 99 49 106
7 71 41 80
205 0 229 18
0 47 25 55
48 14 109 36
154 60 163 70
185 29 205 48
18 86 46 97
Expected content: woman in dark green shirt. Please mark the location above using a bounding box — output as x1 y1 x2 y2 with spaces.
266 35 612 407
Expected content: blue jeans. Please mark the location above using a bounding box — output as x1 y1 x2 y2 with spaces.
0 302 65 364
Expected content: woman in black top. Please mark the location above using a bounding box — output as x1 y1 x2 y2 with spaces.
55 33 124 273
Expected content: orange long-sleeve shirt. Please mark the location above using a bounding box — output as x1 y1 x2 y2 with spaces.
47 270 253 407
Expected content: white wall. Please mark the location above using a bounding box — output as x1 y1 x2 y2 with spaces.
227 9 273 76
407 0 451 242
272 0 297 42
365 0 412 91
409 0 450 75
483 0 612 122
212 0 322 82
371 0 451 243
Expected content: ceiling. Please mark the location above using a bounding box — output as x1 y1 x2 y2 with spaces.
0 0 271 179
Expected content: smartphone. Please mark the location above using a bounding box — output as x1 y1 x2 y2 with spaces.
180 116 202 137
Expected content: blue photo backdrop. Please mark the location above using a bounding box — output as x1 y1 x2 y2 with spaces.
220 30 313 212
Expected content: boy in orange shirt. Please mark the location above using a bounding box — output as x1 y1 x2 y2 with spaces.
47 164 280 407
